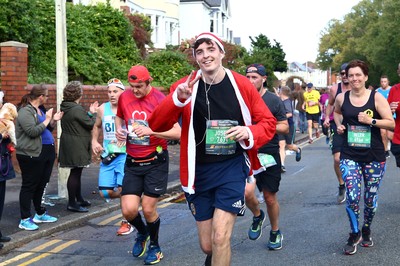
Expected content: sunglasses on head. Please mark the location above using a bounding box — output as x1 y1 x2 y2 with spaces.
340 72 346 76
108 78 122 85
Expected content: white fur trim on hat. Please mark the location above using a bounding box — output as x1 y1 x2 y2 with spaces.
194 32 225 53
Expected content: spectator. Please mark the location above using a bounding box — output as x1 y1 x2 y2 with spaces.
0 96 16 247
59 81 98 213
16 85 63 230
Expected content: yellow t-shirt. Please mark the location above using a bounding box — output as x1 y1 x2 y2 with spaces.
303 90 320 114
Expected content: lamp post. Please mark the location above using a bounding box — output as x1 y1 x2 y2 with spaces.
50 0 69 200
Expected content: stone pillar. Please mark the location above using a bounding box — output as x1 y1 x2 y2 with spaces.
0 41 28 105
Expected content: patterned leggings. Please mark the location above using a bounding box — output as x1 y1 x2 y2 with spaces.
339 159 386 233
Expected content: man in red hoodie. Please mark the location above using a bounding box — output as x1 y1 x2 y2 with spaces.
148 32 276 265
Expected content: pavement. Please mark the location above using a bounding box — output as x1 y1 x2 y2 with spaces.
0 129 316 255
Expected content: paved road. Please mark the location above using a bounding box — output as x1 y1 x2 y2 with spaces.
2 134 400 265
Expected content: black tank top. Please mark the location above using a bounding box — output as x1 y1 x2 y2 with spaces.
335 82 342 99
340 90 385 162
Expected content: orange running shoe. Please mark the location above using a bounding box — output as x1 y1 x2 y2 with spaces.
117 220 134 236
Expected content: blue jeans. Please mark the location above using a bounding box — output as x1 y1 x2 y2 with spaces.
298 111 307 133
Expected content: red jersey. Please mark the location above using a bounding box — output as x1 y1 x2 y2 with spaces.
388 84 400 144
117 87 167 157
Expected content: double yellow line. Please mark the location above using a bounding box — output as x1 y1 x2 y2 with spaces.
0 192 184 265
1 239 79 266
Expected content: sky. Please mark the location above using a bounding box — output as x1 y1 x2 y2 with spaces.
230 0 361 63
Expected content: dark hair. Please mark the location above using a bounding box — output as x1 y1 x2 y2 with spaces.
63 81 82 102
193 38 223 53
380 75 389 81
346 59 369 76
17 84 47 109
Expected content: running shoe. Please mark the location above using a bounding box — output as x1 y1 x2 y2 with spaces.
295 148 302 162
316 131 320 138
361 227 374 247
117 220 134 236
19 218 39 231
132 233 149 257
344 231 361 255
144 245 163 265
337 185 346 204
308 138 313 144
281 165 286 173
248 209 265 240
33 212 58 223
385 151 390 158
267 230 283 250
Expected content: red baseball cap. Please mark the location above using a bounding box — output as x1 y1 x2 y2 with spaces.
128 65 152 83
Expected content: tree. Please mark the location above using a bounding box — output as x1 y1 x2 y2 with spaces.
127 13 152 58
243 34 288 87
317 0 400 84
0 0 141 84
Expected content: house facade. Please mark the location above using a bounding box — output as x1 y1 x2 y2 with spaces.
179 0 232 42
71 0 181 49
275 62 329 88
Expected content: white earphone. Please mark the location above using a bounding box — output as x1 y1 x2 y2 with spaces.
262 79 266 83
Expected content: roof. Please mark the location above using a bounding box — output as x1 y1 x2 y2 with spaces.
180 0 222 7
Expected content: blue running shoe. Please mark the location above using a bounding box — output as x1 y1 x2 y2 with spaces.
33 212 58 223
144 245 163 265
19 218 39 231
132 233 149 257
267 230 283 250
248 209 265 240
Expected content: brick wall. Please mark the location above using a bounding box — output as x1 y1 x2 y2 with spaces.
1 41 168 171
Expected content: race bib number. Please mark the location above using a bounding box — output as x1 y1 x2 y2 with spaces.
257 153 277 168
103 115 116 141
127 119 150 145
205 120 238 155
347 124 371 148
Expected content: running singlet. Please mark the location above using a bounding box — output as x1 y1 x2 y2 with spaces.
116 88 167 158
102 102 126 157
340 90 384 162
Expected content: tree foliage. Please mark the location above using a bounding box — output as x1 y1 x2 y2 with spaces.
144 50 193 90
243 34 288 87
317 0 400 85
127 13 152 58
0 0 141 84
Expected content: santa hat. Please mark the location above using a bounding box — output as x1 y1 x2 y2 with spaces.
194 32 225 54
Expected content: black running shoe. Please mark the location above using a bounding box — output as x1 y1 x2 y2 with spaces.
344 231 361 255
361 227 374 247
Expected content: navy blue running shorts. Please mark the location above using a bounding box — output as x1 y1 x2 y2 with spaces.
185 154 249 221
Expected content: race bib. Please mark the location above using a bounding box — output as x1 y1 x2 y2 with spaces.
347 124 371 148
106 142 126 154
257 153 277 168
205 120 238 155
127 119 150 145
103 115 116 141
